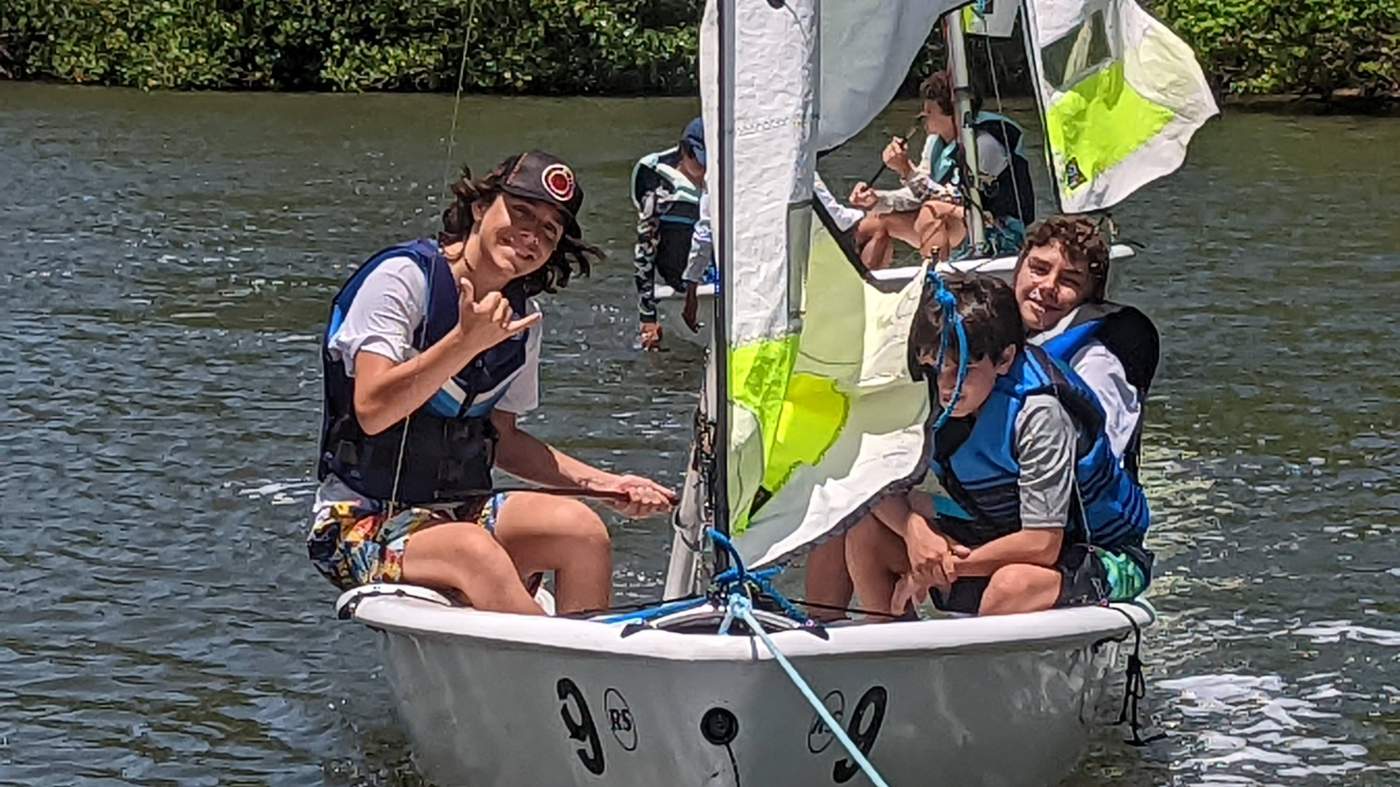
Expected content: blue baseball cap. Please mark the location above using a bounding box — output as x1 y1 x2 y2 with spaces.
681 117 706 168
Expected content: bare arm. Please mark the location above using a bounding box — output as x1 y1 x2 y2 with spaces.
953 528 1063 576
353 281 540 435
353 330 491 435
491 410 614 489
491 410 677 517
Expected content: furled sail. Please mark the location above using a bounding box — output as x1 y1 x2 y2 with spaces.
1025 0 1218 212
698 0 962 568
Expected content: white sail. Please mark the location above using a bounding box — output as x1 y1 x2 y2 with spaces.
815 1 954 150
1025 0 1218 211
699 0 962 566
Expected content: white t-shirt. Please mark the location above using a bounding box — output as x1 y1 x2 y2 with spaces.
1066 341 1139 458
327 256 542 415
1027 303 1142 458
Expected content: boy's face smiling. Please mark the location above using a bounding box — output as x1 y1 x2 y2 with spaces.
1013 240 1093 332
922 345 1018 418
471 193 564 289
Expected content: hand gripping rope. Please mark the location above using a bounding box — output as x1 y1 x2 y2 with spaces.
707 529 892 787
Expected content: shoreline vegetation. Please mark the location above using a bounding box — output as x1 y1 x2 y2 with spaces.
1 1 1395 113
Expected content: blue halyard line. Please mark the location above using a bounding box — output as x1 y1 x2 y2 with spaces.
596 596 708 624
728 594 891 787
928 268 969 432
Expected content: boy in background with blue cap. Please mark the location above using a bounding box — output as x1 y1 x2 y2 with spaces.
632 117 707 350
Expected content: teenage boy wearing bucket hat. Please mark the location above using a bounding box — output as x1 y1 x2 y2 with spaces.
309 151 676 616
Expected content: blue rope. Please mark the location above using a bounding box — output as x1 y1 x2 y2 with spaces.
926 269 970 432
705 529 809 624
725 593 892 787
596 596 708 624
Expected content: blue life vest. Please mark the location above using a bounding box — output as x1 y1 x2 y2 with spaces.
317 239 530 504
631 148 701 289
1038 303 1160 480
929 344 1150 552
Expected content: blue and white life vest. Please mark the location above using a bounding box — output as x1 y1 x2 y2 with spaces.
929 344 1150 551
1038 302 1160 479
927 112 1035 227
317 239 530 505
631 147 701 289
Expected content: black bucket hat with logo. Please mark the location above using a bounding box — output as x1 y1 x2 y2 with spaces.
498 150 585 239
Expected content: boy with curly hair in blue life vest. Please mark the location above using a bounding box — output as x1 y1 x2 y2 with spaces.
845 273 1152 617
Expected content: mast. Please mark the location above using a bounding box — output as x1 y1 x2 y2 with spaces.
944 11 986 250
711 0 736 573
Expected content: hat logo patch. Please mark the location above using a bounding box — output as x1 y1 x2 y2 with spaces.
541 164 576 202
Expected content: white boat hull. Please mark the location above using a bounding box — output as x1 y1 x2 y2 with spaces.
341 586 1152 787
655 245 1137 348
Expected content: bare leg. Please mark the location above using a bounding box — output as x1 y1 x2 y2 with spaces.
857 211 922 270
492 492 613 614
401 522 544 615
803 535 853 621
977 564 1062 615
860 229 894 271
915 202 968 261
844 514 912 619
856 214 893 270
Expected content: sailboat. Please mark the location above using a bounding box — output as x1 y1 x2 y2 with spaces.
337 1 1216 785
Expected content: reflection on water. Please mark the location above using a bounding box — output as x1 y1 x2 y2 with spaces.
1 82 1397 785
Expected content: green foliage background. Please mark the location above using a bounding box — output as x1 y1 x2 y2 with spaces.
0 0 1395 100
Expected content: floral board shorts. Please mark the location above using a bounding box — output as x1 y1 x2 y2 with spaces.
307 491 504 592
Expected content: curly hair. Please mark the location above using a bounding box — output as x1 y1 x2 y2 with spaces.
911 272 1024 366
438 158 602 299
1017 215 1110 301
918 70 981 119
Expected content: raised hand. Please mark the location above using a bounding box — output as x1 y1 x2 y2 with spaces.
456 276 540 353
881 137 912 178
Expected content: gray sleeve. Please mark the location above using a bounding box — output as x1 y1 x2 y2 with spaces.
1014 394 1075 529
681 192 713 284
976 131 1010 179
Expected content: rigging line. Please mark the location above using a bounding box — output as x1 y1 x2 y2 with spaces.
979 28 1028 232
388 0 479 519
727 595 891 787
441 0 479 202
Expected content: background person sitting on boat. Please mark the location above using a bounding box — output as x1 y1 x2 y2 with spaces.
309 151 675 616
633 118 704 350
849 71 1035 268
1014 215 1160 477
843 273 1151 617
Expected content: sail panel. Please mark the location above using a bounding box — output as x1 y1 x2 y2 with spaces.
738 220 930 567
815 1 964 150
1027 0 1218 212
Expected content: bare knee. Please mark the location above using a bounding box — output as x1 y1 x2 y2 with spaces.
979 564 1060 615
985 565 1036 598
568 504 611 553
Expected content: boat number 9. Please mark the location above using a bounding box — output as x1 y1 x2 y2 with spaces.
833 686 888 784
557 678 605 775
